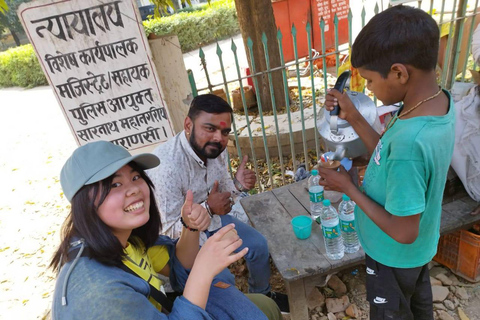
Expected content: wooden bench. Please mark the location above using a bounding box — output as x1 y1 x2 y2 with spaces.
240 180 480 320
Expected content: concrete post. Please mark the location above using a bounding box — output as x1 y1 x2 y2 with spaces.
149 35 192 134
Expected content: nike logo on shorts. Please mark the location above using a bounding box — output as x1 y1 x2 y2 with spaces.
373 296 388 304
366 267 376 275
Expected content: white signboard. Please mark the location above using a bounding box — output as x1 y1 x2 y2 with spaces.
18 0 174 151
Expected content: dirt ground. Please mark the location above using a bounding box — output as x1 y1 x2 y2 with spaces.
1 86 480 320
0 87 76 319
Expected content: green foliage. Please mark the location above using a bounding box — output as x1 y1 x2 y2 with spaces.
0 44 47 88
143 0 239 52
0 0 238 88
150 0 192 18
0 0 8 13
0 0 30 36
176 4 205 14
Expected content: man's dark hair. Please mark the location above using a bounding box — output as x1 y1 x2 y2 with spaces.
187 94 233 120
50 162 161 271
351 5 440 78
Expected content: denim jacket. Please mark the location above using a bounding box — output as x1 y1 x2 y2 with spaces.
51 236 212 319
51 236 267 320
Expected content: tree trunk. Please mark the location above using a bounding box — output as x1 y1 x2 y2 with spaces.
10 29 20 46
233 0 285 113
172 0 181 11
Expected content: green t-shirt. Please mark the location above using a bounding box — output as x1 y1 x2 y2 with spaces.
356 90 455 268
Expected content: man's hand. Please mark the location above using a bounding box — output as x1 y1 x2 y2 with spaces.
235 155 256 190
207 180 233 215
182 190 211 231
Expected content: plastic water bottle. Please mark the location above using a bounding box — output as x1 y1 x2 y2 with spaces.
308 170 324 223
320 199 344 260
338 194 360 253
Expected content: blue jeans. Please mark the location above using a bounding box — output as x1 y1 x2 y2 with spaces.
206 280 268 319
204 215 271 294
164 236 268 320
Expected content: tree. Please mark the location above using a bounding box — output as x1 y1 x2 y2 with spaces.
0 0 7 36
0 0 30 46
233 0 285 113
149 0 192 18
148 0 284 112
0 0 7 13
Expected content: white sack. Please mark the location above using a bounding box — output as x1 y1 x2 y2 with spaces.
473 24 480 64
450 86 480 201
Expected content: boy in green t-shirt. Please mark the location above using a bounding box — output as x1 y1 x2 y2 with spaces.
319 5 455 319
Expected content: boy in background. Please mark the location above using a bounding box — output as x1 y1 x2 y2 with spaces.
319 5 455 319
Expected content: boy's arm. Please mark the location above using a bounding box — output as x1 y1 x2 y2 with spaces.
346 185 420 244
325 89 380 155
318 166 420 244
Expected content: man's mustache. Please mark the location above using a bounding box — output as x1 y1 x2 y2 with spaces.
205 142 222 149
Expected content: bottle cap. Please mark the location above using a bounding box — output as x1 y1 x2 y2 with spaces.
311 169 318 176
342 194 350 201
322 199 331 206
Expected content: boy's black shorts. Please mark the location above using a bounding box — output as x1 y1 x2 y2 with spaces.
365 254 434 320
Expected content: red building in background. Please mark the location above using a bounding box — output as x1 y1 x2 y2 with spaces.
272 0 349 62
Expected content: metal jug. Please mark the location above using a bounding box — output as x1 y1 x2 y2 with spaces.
317 70 382 160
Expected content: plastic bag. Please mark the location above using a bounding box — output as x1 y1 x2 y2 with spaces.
450 86 480 201
338 48 365 92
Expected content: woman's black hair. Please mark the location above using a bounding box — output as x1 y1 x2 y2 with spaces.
50 162 161 271
351 5 440 78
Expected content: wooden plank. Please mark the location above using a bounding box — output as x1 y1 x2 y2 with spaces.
440 196 480 234
271 183 363 272
240 191 332 281
272 184 309 218
439 208 462 235
287 181 366 270
273 185 338 269
288 180 311 214
243 181 479 290
287 180 343 211
459 196 480 213
285 279 308 320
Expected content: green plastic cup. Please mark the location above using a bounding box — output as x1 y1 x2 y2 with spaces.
291 215 313 239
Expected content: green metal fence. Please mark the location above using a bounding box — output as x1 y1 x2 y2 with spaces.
187 0 479 192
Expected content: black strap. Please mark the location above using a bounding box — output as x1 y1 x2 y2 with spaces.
118 263 174 314
67 246 174 314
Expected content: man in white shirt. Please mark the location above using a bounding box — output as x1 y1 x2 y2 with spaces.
147 94 289 313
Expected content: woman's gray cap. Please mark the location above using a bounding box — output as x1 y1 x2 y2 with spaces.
60 141 160 202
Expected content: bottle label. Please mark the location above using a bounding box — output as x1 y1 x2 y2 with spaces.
322 224 341 239
309 187 324 203
340 219 356 233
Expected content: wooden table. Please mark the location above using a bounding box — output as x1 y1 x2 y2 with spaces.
240 180 479 320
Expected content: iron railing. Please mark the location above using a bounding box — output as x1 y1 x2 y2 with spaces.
187 0 479 192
